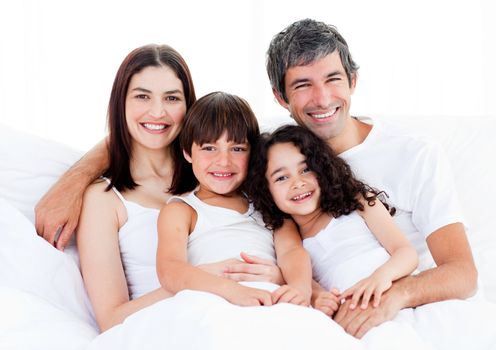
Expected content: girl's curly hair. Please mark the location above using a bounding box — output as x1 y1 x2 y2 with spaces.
247 124 394 230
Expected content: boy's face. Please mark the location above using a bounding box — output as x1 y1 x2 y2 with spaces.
184 131 250 197
275 51 356 144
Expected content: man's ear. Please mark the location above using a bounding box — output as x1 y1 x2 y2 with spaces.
350 72 358 93
183 149 192 163
273 88 289 110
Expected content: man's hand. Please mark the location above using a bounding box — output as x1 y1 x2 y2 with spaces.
223 252 285 284
35 176 86 250
333 282 407 338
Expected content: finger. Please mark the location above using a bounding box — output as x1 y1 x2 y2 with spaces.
224 272 268 282
345 310 371 338
361 287 374 309
373 291 382 307
261 292 273 306
278 289 297 304
330 288 341 296
240 252 272 265
225 263 264 275
56 222 77 251
43 223 62 246
271 286 288 303
350 288 364 310
334 299 356 325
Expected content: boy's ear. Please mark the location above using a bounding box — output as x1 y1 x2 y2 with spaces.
273 88 289 110
183 149 192 163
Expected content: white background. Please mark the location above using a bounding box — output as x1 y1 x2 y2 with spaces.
1 0 495 151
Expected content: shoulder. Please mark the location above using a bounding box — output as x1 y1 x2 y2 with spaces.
81 179 126 223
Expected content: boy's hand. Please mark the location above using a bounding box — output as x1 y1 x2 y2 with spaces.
340 270 392 310
312 288 341 317
271 284 311 306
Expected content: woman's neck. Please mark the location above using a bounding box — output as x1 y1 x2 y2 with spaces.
293 210 332 239
130 145 174 182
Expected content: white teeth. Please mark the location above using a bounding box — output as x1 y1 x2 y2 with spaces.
143 123 166 130
292 192 311 201
213 173 232 177
312 108 337 119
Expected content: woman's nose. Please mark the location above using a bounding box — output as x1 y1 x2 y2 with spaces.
149 100 165 118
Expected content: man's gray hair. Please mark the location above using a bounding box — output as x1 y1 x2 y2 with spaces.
266 18 359 102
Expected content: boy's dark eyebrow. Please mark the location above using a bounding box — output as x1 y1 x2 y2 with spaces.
288 70 342 88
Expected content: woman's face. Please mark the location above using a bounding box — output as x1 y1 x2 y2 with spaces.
125 65 186 152
265 142 321 218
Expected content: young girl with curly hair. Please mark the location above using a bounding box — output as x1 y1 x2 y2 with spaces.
247 124 418 316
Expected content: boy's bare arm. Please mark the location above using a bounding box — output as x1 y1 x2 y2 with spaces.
35 138 109 250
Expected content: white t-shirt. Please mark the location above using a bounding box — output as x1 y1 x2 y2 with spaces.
340 117 465 270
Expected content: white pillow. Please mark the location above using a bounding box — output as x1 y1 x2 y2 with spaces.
0 123 82 223
0 198 97 330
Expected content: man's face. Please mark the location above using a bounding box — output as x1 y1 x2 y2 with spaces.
276 51 356 143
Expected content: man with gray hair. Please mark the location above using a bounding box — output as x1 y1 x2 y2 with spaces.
266 18 493 346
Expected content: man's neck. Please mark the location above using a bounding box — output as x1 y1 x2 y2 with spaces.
328 117 372 154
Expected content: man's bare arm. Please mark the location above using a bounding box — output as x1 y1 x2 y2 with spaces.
35 138 109 250
334 223 477 338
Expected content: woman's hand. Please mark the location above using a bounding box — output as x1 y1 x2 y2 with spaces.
223 252 285 284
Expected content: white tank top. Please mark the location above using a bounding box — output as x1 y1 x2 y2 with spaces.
168 191 276 266
303 211 390 292
105 180 161 299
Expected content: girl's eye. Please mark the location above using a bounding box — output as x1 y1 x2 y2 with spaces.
302 167 311 174
274 175 288 183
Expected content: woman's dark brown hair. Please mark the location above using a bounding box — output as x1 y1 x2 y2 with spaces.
103 44 196 191
169 91 260 195
247 124 394 230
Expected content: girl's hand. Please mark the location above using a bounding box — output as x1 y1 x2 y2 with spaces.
224 284 273 307
312 288 341 317
222 252 285 284
271 284 311 306
340 270 392 310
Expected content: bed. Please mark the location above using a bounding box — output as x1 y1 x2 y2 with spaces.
1 115 495 349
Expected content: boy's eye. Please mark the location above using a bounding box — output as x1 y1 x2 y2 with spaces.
232 146 247 152
201 146 215 151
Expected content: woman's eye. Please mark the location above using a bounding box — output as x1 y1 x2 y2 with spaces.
166 95 180 101
136 94 149 100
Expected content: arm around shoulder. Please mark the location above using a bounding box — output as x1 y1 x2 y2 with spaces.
35 138 110 250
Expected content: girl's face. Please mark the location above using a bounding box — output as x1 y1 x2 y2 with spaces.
125 65 187 152
184 131 250 197
265 142 321 218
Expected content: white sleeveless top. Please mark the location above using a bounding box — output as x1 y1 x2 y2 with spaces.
105 180 161 299
168 191 276 266
303 211 390 292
